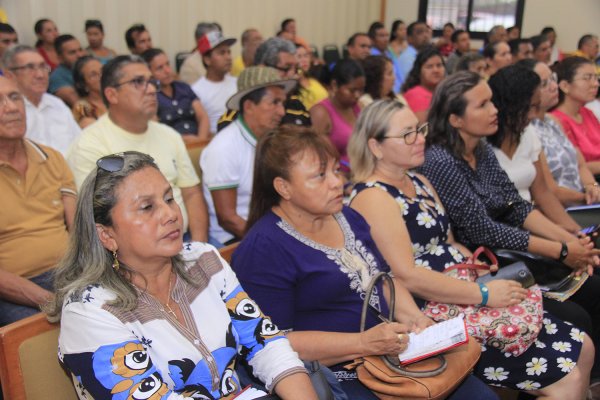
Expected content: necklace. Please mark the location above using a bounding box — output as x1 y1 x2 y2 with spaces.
162 272 177 319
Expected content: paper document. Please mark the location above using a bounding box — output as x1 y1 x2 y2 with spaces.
399 315 468 365
233 387 269 400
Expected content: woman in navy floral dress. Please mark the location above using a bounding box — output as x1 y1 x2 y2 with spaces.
348 98 593 398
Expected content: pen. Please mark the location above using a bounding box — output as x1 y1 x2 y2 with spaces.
369 304 392 323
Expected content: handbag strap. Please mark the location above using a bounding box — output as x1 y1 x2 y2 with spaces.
359 272 447 377
444 246 498 273
360 272 395 333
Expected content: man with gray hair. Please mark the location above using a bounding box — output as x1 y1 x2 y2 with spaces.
487 25 508 46
0 75 76 326
217 37 309 131
3 45 80 155
67 55 209 242
179 22 220 84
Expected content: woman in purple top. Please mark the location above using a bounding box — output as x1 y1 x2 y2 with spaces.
231 125 498 399
142 48 210 144
310 59 364 171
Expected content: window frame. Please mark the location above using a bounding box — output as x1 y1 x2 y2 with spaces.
418 0 525 41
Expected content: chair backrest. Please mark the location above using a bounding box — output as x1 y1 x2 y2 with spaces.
219 241 239 263
186 140 210 181
175 51 193 73
0 313 77 400
309 44 319 59
322 44 340 66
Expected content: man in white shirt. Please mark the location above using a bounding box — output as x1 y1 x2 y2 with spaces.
68 55 209 242
191 31 237 134
200 66 295 245
3 45 81 155
179 22 219 85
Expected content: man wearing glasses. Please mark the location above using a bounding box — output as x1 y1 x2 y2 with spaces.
0 75 76 326
190 30 237 134
3 45 81 155
67 55 208 243
217 37 310 131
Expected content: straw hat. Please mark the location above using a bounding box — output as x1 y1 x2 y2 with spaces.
226 66 297 110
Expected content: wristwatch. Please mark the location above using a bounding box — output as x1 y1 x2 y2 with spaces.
557 242 568 262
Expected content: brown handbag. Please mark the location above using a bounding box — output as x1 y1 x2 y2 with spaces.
348 272 482 400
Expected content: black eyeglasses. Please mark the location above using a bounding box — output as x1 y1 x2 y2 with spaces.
113 76 161 92
381 123 429 145
272 64 297 74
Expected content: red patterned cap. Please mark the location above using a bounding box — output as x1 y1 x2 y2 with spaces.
197 31 236 55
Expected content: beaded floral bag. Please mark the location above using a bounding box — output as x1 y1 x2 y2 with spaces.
422 247 544 356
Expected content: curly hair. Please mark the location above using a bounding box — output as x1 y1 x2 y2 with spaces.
487 65 540 148
361 55 393 100
401 46 443 93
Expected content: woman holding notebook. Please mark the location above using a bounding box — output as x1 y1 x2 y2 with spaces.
347 96 593 398
231 126 497 399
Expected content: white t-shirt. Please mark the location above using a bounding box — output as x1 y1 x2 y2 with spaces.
191 75 237 134
67 114 200 230
492 129 542 202
25 93 81 155
200 118 256 243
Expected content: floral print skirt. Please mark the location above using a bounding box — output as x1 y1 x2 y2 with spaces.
474 311 584 390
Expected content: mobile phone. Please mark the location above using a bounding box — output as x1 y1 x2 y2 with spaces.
580 224 600 248
580 224 600 236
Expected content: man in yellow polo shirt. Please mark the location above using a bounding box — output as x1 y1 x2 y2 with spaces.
0 76 76 326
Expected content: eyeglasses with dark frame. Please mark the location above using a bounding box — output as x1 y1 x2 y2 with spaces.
113 76 161 92
9 62 51 74
380 123 429 145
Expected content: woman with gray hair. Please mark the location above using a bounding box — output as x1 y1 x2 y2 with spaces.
45 151 317 399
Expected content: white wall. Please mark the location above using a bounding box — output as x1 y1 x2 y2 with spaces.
0 0 380 62
2 0 598 62
384 0 600 53
522 0 600 53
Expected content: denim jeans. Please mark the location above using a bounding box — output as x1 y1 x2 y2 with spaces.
0 270 54 327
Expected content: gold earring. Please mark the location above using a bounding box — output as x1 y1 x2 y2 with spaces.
112 250 120 271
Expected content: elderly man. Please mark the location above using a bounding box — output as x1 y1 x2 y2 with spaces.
0 76 76 326
201 66 295 246
179 22 220 84
346 32 371 61
3 45 81 155
231 28 263 77
0 23 18 74
218 37 309 131
67 55 208 242
125 23 153 55
487 25 508 46
397 21 432 83
48 34 85 107
191 30 237 134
